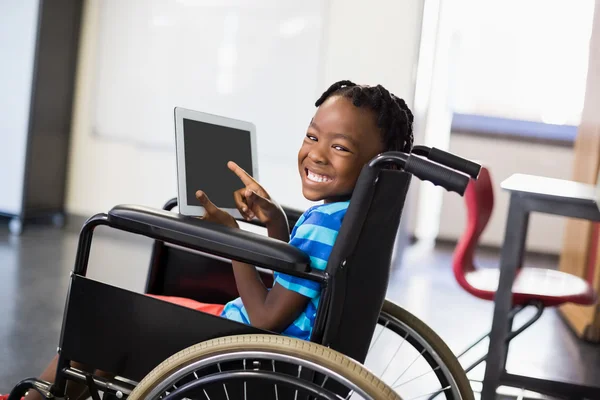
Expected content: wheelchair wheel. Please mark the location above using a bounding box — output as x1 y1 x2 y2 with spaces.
128 334 400 400
365 300 474 400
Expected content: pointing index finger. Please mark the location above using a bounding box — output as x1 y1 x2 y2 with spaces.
227 161 255 186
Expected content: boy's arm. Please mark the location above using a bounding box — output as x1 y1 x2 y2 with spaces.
234 209 339 332
231 263 309 331
231 202 308 332
196 189 307 331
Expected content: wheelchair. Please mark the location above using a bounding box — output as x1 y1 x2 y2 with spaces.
8 147 480 400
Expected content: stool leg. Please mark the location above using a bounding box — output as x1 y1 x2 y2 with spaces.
460 306 524 374
482 197 530 400
503 314 515 372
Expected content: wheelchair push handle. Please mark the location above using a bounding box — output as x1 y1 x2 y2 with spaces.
412 145 481 179
404 154 470 195
369 151 470 196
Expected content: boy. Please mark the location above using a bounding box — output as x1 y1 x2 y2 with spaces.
184 80 414 339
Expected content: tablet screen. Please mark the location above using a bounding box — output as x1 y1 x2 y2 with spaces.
183 118 254 209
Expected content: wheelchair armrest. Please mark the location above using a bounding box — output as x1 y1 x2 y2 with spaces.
107 205 311 273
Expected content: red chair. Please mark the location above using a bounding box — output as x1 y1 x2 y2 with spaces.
452 166 597 373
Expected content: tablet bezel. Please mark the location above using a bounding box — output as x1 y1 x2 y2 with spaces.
174 107 259 218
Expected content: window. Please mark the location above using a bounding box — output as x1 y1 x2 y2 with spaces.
448 0 595 142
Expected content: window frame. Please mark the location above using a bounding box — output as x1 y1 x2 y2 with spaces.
450 112 577 146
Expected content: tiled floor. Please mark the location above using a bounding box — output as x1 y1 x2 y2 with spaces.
0 221 599 398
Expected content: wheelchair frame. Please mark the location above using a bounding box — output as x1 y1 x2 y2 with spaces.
8 148 476 400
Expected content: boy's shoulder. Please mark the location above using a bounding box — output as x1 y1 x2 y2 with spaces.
296 201 350 230
311 201 350 216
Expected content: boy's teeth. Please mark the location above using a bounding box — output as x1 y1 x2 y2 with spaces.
307 170 331 183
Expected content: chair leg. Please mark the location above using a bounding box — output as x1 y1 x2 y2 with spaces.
503 312 515 373
460 306 523 372
458 302 544 374
505 302 544 342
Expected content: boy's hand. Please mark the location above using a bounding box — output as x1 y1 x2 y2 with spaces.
228 161 284 224
196 190 239 229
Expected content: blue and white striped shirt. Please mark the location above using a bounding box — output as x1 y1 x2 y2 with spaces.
221 201 350 340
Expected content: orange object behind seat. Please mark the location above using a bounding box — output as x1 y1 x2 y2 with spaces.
148 295 225 315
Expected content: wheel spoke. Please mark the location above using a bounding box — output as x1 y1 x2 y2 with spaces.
320 375 329 388
203 389 211 400
368 320 389 352
243 359 247 400
405 385 451 400
344 390 354 399
393 366 440 388
294 365 302 400
380 331 409 379
391 348 427 387
272 360 279 400
216 363 230 400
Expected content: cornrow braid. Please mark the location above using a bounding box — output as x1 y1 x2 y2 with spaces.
315 80 414 153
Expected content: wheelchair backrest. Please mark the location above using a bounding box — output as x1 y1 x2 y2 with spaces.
316 166 411 364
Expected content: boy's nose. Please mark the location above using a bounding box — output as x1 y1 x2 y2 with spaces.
308 147 327 164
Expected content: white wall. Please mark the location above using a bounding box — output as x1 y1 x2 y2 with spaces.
65 0 573 256
437 133 574 254
66 0 424 217
321 0 422 99
0 0 40 216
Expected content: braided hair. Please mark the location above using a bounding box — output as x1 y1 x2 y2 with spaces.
315 80 414 153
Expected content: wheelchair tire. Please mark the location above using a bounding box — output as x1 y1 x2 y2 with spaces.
369 300 474 400
128 334 401 400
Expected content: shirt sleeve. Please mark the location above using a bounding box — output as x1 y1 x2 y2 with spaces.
274 210 342 299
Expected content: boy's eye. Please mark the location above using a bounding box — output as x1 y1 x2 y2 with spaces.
333 145 350 152
306 134 317 141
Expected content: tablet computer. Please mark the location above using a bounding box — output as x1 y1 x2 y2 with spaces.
174 107 258 217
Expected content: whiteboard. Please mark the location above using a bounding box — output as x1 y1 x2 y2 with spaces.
0 0 40 215
92 0 326 164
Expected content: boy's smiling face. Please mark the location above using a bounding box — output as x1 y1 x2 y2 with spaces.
298 95 384 203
